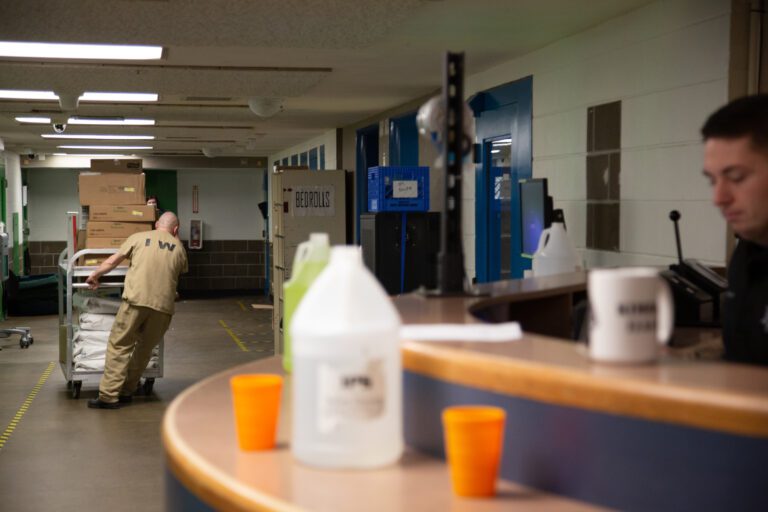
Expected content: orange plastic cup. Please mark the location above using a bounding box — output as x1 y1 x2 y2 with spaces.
442 405 506 497
230 374 283 451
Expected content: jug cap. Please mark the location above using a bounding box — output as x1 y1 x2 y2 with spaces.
309 232 329 246
329 245 362 266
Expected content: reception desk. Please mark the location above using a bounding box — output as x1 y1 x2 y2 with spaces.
163 273 768 511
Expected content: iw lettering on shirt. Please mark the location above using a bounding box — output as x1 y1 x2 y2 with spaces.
143 238 176 251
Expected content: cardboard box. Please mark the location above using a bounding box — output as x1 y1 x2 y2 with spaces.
87 221 153 238
90 158 143 173
76 229 86 252
79 173 145 205
78 255 128 267
85 237 128 249
89 204 157 222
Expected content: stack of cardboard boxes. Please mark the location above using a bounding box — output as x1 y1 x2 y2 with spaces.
78 159 156 266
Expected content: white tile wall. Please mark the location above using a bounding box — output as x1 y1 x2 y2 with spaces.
622 79 728 149
639 19 728 90
622 145 709 201
532 109 586 158
27 168 80 241
554 201 587 249
620 200 725 261
177 169 265 241
533 156 586 201
461 0 730 277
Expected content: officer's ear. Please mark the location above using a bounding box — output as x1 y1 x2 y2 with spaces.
172 225 180 237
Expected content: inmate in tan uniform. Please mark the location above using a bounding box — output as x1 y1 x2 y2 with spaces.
98 230 188 402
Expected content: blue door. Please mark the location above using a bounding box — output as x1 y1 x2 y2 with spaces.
471 77 532 282
355 124 379 243
389 112 418 167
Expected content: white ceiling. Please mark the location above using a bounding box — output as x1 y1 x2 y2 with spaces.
0 0 653 159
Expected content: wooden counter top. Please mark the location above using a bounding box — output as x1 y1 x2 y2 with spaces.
394 274 768 439
163 356 600 512
164 273 768 511
395 271 588 325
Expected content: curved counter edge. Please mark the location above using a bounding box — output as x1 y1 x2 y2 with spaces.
162 356 603 512
401 339 768 439
162 368 300 512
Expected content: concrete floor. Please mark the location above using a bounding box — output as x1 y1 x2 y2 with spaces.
0 295 273 512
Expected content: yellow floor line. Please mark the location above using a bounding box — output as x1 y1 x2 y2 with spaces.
219 320 250 352
0 362 55 452
237 301 247 312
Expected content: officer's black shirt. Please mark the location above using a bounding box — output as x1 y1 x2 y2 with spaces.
723 239 768 365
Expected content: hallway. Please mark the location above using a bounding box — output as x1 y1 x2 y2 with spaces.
0 295 273 512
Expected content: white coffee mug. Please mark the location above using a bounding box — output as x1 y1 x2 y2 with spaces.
588 267 674 363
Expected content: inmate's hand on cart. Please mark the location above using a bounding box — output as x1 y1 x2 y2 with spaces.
85 252 127 290
86 274 101 290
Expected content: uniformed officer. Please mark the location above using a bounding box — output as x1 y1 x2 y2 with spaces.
702 94 768 365
86 211 188 408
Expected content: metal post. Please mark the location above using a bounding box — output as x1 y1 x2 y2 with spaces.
435 52 467 295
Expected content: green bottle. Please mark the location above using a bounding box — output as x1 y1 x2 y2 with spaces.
282 233 330 372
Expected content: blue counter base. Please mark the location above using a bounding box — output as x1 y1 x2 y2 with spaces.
404 370 768 511
166 468 216 512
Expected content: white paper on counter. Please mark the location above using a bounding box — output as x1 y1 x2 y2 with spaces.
400 322 522 343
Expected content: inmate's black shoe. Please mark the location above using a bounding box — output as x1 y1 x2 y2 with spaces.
118 395 133 404
87 398 120 409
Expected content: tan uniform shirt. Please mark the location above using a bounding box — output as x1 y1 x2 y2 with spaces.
118 230 188 314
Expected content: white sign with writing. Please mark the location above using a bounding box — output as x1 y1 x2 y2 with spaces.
292 185 335 216
393 180 418 198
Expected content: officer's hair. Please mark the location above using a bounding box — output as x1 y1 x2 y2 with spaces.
701 94 768 152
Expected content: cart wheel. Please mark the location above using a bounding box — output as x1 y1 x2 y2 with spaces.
72 381 82 399
28 336 34 345
142 378 155 396
20 336 32 349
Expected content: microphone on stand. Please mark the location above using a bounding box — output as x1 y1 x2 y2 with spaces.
669 210 684 265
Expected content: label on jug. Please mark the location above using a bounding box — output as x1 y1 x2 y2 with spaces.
317 358 385 433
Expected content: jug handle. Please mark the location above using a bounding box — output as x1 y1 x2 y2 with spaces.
656 278 675 345
535 227 551 253
291 241 311 271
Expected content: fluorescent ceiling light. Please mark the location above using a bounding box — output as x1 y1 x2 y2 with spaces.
0 90 57 100
0 42 162 60
4 91 157 102
57 145 153 150
17 116 155 126
42 134 154 140
70 117 155 126
15 116 50 123
80 92 158 102
52 153 132 158
491 149 501 154
492 138 512 145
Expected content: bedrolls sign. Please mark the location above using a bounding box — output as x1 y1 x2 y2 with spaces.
292 185 335 216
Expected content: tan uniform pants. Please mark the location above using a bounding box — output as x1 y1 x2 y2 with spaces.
98 302 171 403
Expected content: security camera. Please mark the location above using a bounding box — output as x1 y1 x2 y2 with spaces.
52 123 67 134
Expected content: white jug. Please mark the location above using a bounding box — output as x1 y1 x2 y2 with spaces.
291 246 403 469
531 222 580 277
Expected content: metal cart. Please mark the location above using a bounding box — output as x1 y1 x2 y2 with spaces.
57 212 163 399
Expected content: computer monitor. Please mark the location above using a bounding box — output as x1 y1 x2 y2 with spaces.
519 178 552 257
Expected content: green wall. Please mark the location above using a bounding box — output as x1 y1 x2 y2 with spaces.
145 170 178 215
